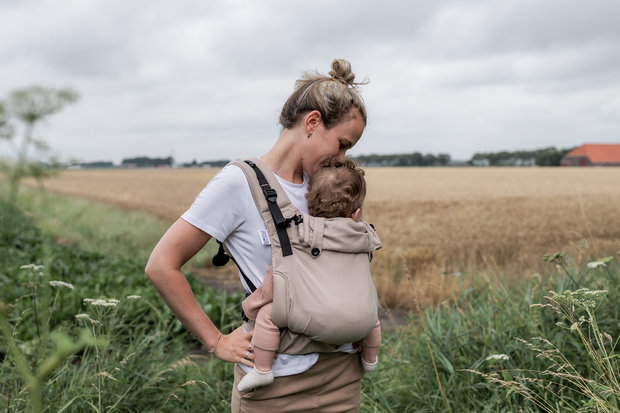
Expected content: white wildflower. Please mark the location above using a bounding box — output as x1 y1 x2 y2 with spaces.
49 280 75 290
570 322 579 332
126 295 141 300
587 261 606 269
583 289 607 297
75 313 100 324
486 354 510 361
84 298 119 307
20 264 44 271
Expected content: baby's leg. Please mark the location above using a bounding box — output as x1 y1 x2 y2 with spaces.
361 320 381 372
237 302 279 392
252 302 279 371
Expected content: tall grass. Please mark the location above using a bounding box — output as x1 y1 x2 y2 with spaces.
361 249 619 412
0 196 242 412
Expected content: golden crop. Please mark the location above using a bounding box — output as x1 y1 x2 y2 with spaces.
29 167 620 310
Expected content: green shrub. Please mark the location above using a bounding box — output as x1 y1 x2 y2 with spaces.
0 197 243 412
361 253 619 412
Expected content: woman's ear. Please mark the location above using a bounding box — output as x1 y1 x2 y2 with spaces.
304 110 322 136
351 208 362 222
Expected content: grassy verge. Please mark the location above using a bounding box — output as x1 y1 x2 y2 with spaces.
361 252 619 412
2 184 619 412
11 183 216 269
0 195 243 412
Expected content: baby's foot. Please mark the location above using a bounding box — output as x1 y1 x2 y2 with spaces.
361 355 378 372
237 367 274 392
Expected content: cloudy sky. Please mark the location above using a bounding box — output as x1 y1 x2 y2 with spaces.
1 0 619 164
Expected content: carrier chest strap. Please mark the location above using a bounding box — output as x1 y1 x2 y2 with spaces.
244 160 293 257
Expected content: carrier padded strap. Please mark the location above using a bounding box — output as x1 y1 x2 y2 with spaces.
244 160 293 256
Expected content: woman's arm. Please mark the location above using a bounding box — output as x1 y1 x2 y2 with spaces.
145 218 254 366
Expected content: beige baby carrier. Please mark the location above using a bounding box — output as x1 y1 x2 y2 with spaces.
213 158 382 354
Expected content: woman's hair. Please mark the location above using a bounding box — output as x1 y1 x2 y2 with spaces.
306 158 366 218
279 59 368 129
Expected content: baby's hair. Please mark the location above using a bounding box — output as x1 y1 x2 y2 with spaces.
306 158 366 218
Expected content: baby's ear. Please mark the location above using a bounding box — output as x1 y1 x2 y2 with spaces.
351 208 362 222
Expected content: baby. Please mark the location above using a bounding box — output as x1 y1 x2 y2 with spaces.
238 158 381 392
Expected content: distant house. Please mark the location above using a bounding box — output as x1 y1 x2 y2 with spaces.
561 143 620 166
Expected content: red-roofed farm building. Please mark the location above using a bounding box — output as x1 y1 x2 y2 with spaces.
561 143 620 166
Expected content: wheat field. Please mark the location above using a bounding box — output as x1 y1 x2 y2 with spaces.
25 167 620 310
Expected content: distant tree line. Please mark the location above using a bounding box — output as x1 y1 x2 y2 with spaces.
120 156 173 168
354 152 451 167
73 157 229 169
180 159 230 168
71 146 577 170
76 161 115 169
469 146 575 166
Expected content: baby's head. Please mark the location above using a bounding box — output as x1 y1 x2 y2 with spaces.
306 158 366 221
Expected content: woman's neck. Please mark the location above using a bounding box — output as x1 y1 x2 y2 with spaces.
261 128 304 184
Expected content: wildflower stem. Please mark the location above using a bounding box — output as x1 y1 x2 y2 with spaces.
47 289 60 326
0 306 42 413
32 291 41 342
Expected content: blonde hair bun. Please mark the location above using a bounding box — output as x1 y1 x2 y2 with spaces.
329 59 356 86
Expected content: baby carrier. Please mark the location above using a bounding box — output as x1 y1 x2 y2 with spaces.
213 158 382 354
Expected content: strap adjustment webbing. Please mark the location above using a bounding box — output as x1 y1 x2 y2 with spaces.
245 160 293 256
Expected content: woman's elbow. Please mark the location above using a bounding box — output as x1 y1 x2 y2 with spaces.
144 256 162 283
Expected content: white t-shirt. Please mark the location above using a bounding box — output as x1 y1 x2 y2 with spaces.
181 163 320 377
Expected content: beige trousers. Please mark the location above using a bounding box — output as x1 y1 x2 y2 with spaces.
231 352 364 413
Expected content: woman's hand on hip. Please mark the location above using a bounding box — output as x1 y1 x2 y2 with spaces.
213 326 255 367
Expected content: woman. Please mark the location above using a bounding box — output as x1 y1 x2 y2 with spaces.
145 58 368 412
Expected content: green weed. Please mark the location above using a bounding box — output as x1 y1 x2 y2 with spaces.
0 196 242 412
3 185 619 412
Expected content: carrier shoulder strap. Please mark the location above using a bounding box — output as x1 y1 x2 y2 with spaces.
212 157 301 288
232 158 302 257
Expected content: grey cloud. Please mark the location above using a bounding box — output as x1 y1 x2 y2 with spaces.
1 0 619 163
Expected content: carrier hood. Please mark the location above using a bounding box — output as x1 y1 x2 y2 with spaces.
297 214 382 254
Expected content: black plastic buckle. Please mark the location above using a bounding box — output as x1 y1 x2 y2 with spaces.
275 217 290 227
262 186 277 203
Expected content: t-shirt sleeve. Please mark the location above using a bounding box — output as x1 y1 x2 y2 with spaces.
181 165 251 242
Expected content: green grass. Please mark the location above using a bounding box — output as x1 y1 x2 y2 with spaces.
2 183 619 412
1 194 242 412
360 253 620 412
11 183 215 268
